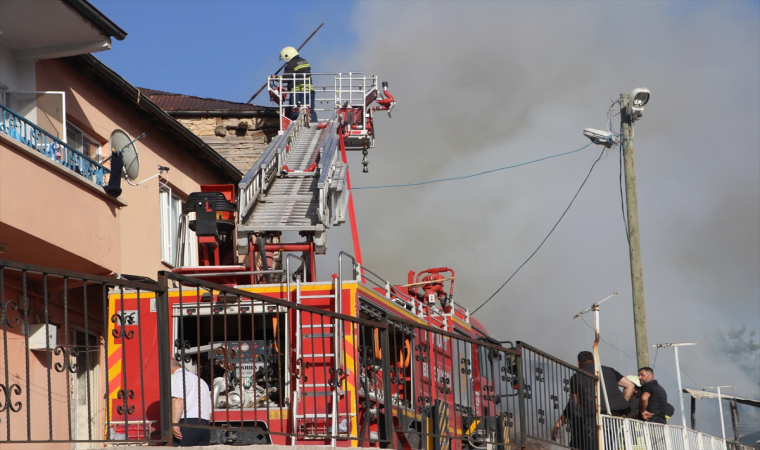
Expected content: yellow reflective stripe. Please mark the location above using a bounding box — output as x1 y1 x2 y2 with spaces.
294 84 315 92
294 63 311 71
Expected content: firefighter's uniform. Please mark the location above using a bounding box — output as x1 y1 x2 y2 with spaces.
283 55 317 121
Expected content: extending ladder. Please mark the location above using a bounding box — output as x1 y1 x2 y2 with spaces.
237 110 348 254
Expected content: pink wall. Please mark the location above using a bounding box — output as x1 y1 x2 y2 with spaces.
34 58 229 278
0 136 121 273
0 282 107 448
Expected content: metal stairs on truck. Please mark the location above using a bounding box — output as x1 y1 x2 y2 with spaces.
237 111 348 253
290 278 355 445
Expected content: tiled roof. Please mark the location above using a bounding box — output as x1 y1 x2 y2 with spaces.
65 55 242 182
139 88 275 112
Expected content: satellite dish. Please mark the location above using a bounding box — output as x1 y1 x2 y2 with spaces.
109 129 141 180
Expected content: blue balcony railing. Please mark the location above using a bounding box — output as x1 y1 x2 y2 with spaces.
0 103 110 186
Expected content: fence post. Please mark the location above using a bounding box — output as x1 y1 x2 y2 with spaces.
379 313 395 448
156 272 172 445
516 342 527 449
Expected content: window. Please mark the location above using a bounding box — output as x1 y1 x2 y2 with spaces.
66 121 101 163
160 183 197 267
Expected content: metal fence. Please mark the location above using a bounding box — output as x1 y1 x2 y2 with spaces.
0 103 111 186
156 270 397 447
0 259 162 444
601 415 753 450
382 315 523 450
4 259 747 450
517 342 599 450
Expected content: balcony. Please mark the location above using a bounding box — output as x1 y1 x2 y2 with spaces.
0 102 111 186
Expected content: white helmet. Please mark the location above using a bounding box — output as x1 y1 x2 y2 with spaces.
279 46 298 62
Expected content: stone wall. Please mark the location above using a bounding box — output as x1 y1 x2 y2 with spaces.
176 116 278 174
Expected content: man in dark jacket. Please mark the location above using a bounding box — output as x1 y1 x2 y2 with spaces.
638 367 668 424
552 352 635 450
279 46 318 122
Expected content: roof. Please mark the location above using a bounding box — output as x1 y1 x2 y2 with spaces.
61 0 127 41
683 389 760 408
62 55 242 183
139 88 276 114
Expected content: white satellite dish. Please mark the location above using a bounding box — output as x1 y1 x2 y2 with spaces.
109 129 143 181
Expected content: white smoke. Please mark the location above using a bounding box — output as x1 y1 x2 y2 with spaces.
321 0 760 435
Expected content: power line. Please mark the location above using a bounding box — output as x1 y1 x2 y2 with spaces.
352 141 597 190
619 146 629 238
579 315 635 359
653 346 670 369
471 146 607 314
681 367 701 388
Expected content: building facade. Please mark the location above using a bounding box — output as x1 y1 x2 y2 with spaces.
140 88 279 174
0 1 241 447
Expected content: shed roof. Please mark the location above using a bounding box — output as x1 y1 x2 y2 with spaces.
683 389 760 408
139 89 276 113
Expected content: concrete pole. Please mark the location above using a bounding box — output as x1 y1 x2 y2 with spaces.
718 387 726 440
620 93 649 368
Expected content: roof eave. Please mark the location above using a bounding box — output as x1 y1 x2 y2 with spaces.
166 110 279 118
61 0 128 41
66 54 242 183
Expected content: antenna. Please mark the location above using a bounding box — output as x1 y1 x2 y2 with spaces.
108 130 145 181
573 292 618 415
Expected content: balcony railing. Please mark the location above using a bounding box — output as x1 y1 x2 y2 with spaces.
0 103 110 186
601 415 752 450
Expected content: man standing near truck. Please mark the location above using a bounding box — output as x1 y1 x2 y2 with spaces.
638 366 668 424
171 358 212 446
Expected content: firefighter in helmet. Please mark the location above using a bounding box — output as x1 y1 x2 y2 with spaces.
280 46 318 122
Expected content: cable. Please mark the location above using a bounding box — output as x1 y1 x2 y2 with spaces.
619 145 629 238
653 346 670 369
681 368 700 388
352 141 598 190
653 347 659 369
471 147 607 314
579 316 634 359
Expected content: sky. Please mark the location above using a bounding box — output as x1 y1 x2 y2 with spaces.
92 0 760 439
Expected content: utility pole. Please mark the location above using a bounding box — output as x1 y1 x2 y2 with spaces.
621 93 649 369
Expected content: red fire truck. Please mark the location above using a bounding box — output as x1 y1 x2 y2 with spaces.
107 73 518 448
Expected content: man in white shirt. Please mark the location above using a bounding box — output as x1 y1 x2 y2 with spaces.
170 359 212 446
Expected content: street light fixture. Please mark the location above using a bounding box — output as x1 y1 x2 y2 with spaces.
626 87 651 120
583 128 620 148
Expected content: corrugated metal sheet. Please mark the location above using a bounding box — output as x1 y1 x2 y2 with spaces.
139 88 274 112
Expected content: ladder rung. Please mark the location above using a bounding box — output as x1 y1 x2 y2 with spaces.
300 390 345 397
299 294 336 299
302 353 335 358
302 324 334 328
295 413 357 419
303 333 334 338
